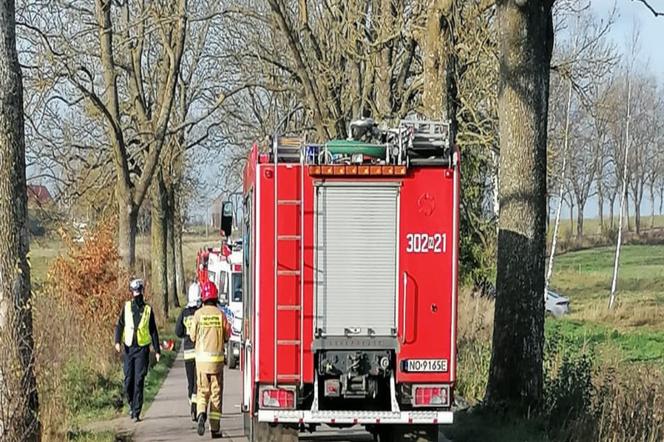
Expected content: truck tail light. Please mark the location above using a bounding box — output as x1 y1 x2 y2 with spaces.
413 385 450 408
260 387 295 409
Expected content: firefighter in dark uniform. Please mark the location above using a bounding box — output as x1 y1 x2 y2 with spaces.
175 282 202 421
114 278 161 422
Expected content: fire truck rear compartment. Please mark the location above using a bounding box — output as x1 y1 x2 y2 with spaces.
314 184 399 338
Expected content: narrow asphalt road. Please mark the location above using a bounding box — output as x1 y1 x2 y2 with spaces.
131 353 375 441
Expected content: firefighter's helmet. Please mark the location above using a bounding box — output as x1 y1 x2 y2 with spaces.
129 278 144 294
187 282 201 307
200 280 218 303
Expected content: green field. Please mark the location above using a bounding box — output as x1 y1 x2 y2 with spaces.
549 244 664 364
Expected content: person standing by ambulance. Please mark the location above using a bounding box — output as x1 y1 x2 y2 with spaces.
175 282 202 421
189 280 229 438
114 279 161 422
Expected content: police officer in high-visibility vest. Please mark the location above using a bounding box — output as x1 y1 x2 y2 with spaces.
175 282 201 421
114 279 161 422
189 280 230 438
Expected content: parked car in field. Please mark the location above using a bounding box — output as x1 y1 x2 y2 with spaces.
546 289 570 317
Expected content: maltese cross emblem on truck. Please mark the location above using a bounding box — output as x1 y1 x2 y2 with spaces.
418 193 436 216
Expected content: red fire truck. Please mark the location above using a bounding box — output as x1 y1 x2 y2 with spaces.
225 119 458 441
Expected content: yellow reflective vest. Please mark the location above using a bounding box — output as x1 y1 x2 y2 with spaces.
123 301 152 347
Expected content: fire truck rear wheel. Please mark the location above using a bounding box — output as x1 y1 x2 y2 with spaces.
251 416 298 442
228 348 237 369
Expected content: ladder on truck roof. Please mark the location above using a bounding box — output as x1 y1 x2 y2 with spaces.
273 135 305 387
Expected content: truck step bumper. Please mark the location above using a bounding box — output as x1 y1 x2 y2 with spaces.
258 409 453 425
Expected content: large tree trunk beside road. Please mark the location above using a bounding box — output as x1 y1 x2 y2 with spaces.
174 191 187 297
151 171 169 318
118 198 138 270
486 0 553 410
167 187 179 308
0 0 40 437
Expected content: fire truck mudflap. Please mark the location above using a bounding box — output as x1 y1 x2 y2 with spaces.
238 119 458 441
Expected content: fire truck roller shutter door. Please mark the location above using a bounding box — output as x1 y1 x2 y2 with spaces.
315 183 399 337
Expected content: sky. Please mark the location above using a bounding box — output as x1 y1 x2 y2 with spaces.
591 0 664 75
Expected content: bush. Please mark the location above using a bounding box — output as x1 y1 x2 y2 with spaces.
47 217 130 333
35 218 131 440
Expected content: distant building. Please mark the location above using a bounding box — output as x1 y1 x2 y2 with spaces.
27 184 53 206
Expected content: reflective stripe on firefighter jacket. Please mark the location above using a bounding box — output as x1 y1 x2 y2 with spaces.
123 301 152 347
189 305 229 373
175 305 198 360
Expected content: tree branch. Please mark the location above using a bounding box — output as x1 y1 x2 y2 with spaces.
633 0 664 17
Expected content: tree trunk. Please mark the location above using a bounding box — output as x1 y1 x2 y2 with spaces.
609 195 616 230
634 187 643 236
0 0 40 436
577 202 585 240
486 0 553 410
650 182 655 230
151 171 169 318
635 200 641 236
598 182 604 233
166 188 179 309
118 196 138 269
625 192 632 232
174 190 187 298
544 77 572 289
492 149 500 220
609 75 632 310
568 200 574 236
420 0 454 120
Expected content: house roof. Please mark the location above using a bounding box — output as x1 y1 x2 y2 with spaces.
27 185 53 205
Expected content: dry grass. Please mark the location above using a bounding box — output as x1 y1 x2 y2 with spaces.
578 299 664 329
457 288 495 344
455 290 494 405
561 364 664 442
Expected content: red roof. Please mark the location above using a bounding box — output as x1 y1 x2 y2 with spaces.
27 185 53 205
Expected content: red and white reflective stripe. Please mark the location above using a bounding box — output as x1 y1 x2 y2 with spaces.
257 410 453 425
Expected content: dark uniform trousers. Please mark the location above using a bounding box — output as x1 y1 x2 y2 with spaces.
124 346 150 417
185 359 197 408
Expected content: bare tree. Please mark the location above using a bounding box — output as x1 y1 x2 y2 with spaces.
546 76 573 289
18 0 188 268
609 69 631 309
0 0 39 438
